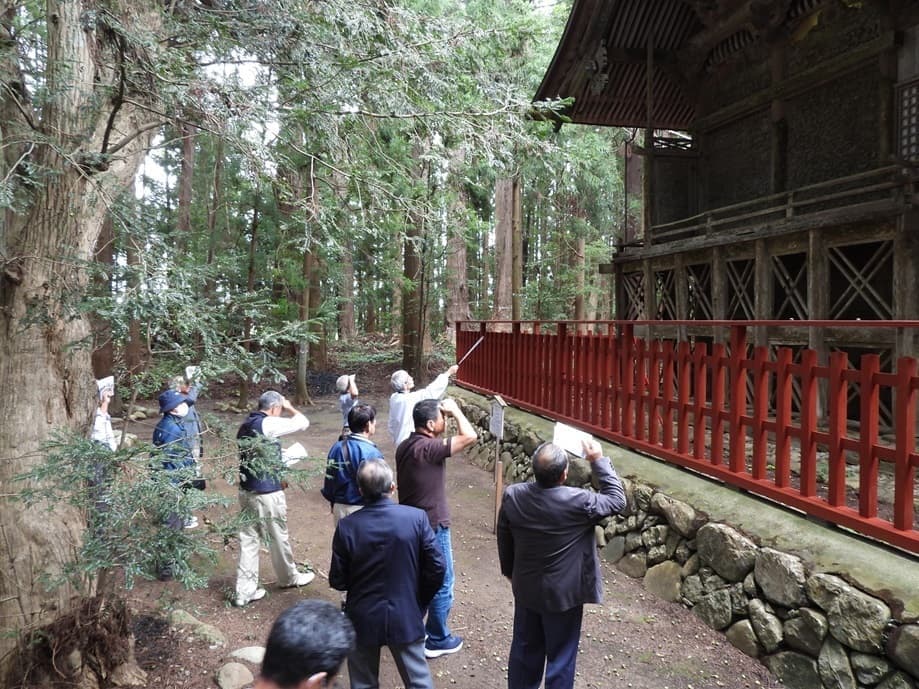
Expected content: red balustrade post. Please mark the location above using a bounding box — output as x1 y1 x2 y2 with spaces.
693 341 708 460
555 323 567 417
648 340 662 445
662 341 675 450
479 322 488 388
512 322 522 402
893 357 917 531
827 351 849 507
711 343 726 466
752 346 769 480
591 332 601 427
799 349 819 498
775 348 793 488
729 325 749 473
677 341 691 455
621 324 635 437
576 333 587 421
858 354 880 518
609 327 621 433
634 337 647 441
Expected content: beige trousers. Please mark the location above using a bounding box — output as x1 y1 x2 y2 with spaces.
235 490 300 599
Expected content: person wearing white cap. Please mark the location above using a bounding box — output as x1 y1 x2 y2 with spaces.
92 376 117 451
387 364 458 447
335 373 359 434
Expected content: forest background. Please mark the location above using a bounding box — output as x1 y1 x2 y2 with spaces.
0 0 632 685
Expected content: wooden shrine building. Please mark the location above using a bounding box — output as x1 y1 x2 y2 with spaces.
536 0 919 376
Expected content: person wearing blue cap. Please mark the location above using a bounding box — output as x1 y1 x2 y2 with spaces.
152 388 197 579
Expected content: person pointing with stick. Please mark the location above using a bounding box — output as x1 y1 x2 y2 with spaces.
388 363 458 447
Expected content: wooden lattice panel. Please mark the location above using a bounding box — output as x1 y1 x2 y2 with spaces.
726 258 755 319
622 272 645 320
655 269 677 320
897 77 919 162
772 252 808 320
687 262 713 320
828 241 893 320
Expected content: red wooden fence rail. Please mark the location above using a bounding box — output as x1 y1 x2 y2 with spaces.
455 320 919 554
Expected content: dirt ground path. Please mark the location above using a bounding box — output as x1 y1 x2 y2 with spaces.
131 390 781 689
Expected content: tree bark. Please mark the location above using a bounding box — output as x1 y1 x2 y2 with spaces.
91 215 115 380
402 216 424 376
493 177 515 331
0 2 159 676
237 204 260 408
339 237 356 340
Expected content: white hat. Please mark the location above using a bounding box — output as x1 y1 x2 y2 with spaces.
336 374 352 393
96 376 114 399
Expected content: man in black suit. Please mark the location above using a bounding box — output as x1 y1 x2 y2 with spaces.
497 438 627 689
330 458 446 689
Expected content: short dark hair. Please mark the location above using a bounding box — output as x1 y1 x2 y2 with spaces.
412 398 441 429
348 403 376 433
260 600 355 687
357 458 394 501
532 442 568 488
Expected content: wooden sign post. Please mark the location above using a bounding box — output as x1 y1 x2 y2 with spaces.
491 395 507 534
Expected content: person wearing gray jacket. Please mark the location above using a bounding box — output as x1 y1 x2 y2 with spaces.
497 438 626 689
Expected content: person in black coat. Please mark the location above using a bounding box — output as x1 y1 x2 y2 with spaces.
497 438 627 689
330 458 445 689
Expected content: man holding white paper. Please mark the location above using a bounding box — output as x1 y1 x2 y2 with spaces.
497 438 626 689
234 391 314 607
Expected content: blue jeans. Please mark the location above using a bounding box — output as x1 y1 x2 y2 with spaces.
426 526 454 643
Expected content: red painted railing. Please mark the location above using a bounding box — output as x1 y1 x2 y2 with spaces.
456 320 919 554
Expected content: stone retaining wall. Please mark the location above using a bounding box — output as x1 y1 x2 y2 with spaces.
456 394 919 689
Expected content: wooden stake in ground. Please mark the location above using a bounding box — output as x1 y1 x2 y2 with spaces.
491 395 507 534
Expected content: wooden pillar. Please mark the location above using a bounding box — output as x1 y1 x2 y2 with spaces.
878 8 896 163
808 228 829 423
770 43 787 193
894 212 919 360
614 262 627 321
644 36 655 244
675 253 688 341
712 245 727 343
754 239 771 347
643 260 656 315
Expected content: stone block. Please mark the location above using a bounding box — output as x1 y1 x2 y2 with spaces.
650 492 702 538
749 599 783 653
617 551 648 578
850 652 891 686
644 561 682 602
827 586 891 654
755 548 807 608
726 619 763 658
783 607 828 657
764 651 822 689
694 589 734 630
818 636 857 689
889 623 919 681
696 523 757 582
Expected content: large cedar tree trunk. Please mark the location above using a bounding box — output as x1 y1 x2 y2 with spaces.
0 2 160 677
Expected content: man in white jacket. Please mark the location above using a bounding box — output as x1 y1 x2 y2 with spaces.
388 364 458 446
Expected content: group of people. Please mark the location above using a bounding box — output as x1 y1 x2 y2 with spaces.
93 360 628 689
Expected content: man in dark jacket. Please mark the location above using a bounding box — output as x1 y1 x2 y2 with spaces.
330 458 445 689
497 438 627 689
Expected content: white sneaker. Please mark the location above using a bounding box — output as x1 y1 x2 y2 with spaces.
233 588 266 607
183 516 199 529
283 571 315 588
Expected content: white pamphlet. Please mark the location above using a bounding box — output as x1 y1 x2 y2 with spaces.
185 365 200 382
282 442 308 466
552 422 592 458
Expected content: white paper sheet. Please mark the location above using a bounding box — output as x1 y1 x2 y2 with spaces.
185 365 200 382
282 442 308 466
552 422 592 458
